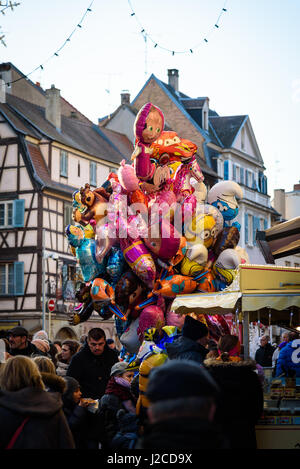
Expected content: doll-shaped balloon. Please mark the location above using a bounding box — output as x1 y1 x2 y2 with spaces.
207 180 243 231
131 103 164 181
65 224 107 282
77 183 110 227
212 248 241 290
120 235 156 289
115 270 148 318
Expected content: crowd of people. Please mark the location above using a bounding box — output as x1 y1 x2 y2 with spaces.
0 318 299 450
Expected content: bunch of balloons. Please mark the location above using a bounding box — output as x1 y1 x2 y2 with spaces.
65 102 248 354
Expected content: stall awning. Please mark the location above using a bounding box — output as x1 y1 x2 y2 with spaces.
171 290 300 315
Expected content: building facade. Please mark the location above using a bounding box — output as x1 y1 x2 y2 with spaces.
271 183 300 268
0 63 132 341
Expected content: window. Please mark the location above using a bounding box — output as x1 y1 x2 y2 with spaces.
285 261 291 267
0 199 25 228
77 162 80 178
64 203 73 227
294 263 300 268
90 161 97 186
241 127 245 151
0 264 14 295
60 150 68 177
0 262 24 296
0 201 13 227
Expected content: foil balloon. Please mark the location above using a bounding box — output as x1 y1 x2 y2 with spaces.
78 183 110 226
166 309 186 329
120 318 141 355
65 224 106 282
143 219 181 262
120 236 156 289
106 245 127 286
95 222 117 264
213 226 240 258
152 274 198 298
207 180 243 231
131 102 164 181
151 131 197 163
90 277 126 321
195 270 217 293
137 305 165 343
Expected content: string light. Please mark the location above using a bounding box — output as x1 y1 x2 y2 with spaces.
128 0 229 55
4 0 94 86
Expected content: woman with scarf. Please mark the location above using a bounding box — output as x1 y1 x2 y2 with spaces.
204 334 264 449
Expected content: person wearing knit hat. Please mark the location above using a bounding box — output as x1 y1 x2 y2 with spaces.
32 330 49 342
166 315 209 364
135 360 228 450
31 338 50 356
62 376 93 449
99 361 138 448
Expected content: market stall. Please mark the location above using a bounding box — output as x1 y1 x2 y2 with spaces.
171 263 300 449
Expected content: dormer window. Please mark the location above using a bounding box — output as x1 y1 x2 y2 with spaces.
241 126 245 151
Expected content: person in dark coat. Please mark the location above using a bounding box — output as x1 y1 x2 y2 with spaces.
7 326 42 357
204 334 264 449
0 355 75 449
275 331 300 377
66 328 118 399
166 315 209 364
99 361 138 449
136 360 229 450
255 335 275 367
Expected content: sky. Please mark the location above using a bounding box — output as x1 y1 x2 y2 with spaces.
0 0 299 197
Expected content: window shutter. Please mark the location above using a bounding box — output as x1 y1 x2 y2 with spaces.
264 218 268 230
245 170 249 187
264 176 268 194
240 167 244 185
253 216 260 246
13 199 25 228
14 262 24 296
224 160 229 180
245 214 248 244
232 163 236 181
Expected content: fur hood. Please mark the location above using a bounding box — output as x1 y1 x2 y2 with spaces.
41 372 66 394
204 357 257 370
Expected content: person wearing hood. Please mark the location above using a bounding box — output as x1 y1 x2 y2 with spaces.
0 356 75 449
66 328 118 400
204 334 264 449
32 356 66 395
166 315 209 364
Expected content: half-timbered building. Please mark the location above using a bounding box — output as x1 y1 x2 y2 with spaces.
0 63 133 341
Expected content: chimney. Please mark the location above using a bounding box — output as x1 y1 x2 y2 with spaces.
0 79 5 104
273 189 286 219
168 69 179 92
121 91 130 105
45 84 61 130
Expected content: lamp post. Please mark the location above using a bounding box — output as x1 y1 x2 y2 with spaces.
41 228 59 338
